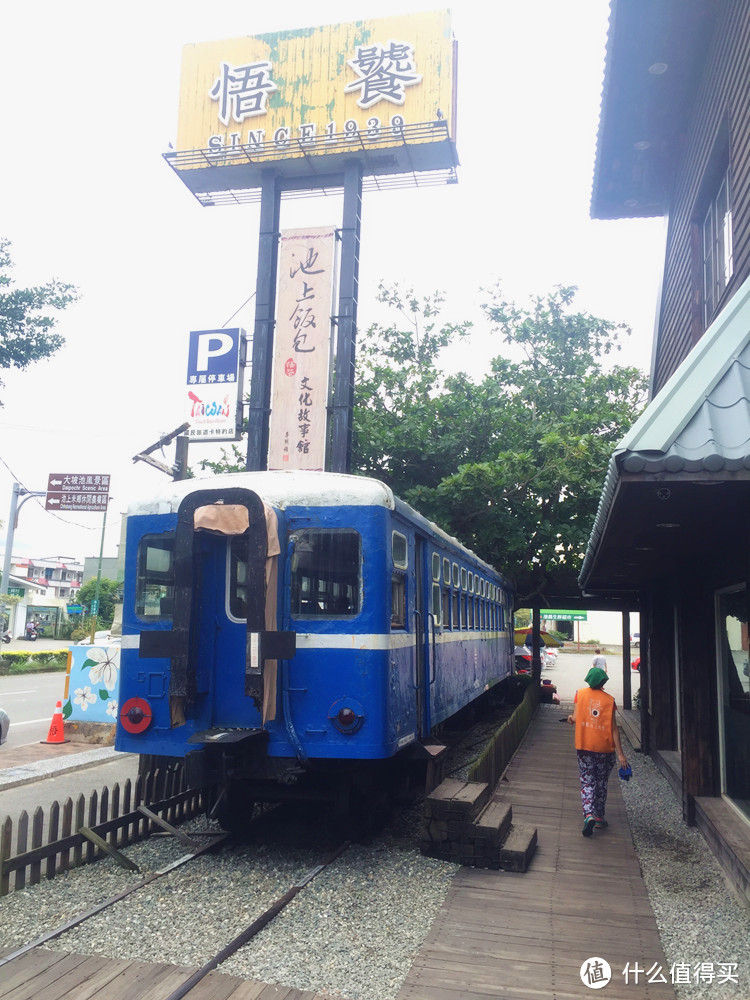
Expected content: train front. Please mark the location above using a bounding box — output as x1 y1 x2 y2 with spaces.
115 472 401 822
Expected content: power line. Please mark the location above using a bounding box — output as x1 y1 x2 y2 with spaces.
222 291 256 328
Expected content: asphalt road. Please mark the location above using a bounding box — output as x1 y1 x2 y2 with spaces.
0 669 71 748
540 647 639 707
0 753 140 825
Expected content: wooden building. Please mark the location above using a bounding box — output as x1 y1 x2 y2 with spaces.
580 0 750 900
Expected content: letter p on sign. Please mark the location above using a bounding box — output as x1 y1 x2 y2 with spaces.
196 332 233 370
186 328 242 382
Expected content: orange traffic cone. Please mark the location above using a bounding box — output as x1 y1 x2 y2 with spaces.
41 700 69 745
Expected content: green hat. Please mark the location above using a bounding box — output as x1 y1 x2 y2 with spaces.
585 667 609 689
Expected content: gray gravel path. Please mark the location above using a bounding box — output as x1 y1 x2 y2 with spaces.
618 734 750 999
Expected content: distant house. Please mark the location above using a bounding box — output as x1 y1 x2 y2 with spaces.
4 555 84 636
581 0 750 897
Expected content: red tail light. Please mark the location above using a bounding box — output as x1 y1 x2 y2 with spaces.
120 697 153 734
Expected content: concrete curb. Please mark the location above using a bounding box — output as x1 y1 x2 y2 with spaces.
0 746 120 792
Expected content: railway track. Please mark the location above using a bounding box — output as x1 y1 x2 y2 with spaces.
1 824 352 1000
0 687 523 998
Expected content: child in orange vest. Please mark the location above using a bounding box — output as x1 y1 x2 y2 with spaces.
567 667 629 837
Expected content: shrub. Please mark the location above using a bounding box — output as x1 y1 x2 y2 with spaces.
0 648 68 674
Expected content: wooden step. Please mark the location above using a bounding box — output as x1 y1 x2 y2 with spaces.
498 822 538 873
474 801 513 845
424 778 490 823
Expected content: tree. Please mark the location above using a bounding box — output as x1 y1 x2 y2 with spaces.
353 284 648 600
77 578 119 627
0 238 78 405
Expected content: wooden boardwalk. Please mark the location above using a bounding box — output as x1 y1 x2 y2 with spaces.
0 946 331 1000
396 704 676 1000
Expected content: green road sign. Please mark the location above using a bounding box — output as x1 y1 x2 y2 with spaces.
543 610 587 621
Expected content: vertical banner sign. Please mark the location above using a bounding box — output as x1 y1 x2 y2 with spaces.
185 328 245 441
268 227 337 470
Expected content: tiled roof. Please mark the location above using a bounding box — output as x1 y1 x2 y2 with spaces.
580 272 750 584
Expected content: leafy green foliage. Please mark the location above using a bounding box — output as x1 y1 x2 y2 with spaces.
77 578 119 626
201 282 646 603
0 238 78 405
353 284 647 600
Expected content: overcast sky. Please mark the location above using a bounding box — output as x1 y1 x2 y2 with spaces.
0 0 665 568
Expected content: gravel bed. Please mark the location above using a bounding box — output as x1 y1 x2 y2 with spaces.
619 736 750 1000
0 812 457 1000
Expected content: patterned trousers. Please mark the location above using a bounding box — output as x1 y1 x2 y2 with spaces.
576 749 616 819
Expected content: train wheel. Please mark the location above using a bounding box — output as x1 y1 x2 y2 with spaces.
348 770 394 839
212 783 257 837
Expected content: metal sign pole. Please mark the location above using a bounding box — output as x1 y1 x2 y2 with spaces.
246 170 281 471
330 161 363 474
1 483 22 628
89 503 109 644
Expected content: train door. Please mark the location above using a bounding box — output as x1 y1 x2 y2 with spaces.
414 537 429 737
194 532 259 729
138 488 269 732
414 537 436 737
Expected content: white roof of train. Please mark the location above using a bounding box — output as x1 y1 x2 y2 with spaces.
128 469 507 583
128 470 396 516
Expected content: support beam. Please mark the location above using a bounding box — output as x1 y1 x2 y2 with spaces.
622 610 632 710
330 160 363 474
247 170 281 471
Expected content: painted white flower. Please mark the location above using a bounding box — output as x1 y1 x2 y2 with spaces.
106 699 118 718
73 686 97 710
85 646 120 690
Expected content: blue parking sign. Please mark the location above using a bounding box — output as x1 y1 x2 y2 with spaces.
187 329 241 381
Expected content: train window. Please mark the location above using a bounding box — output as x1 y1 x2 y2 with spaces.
135 534 175 620
442 588 451 628
461 594 467 629
474 573 480 593
391 573 406 629
443 557 450 585
468 598 474 629
392 532 408 570
290 530 361 618
498 602 505 631
468 574 474 594
452 589 459 627
227 535 249 620
432 552 440 581
431 583 442 624
452 563 459 587
460 567 467 590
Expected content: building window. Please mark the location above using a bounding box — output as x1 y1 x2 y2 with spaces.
702 166 733 326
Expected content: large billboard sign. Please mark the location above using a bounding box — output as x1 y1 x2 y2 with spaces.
167 11 458 202
185 328 245 441
267 228 337 471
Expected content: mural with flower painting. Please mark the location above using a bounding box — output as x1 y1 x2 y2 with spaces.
62 644 120 724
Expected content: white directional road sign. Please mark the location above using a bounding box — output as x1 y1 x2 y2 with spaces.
45 473 110 512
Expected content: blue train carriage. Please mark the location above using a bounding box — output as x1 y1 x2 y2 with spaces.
116 471 514 820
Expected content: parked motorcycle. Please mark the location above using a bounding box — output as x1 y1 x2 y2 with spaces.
24 624 38 641
2 630 11 644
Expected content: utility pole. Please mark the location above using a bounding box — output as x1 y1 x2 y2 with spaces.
1 482 46 633
89 502 110 644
